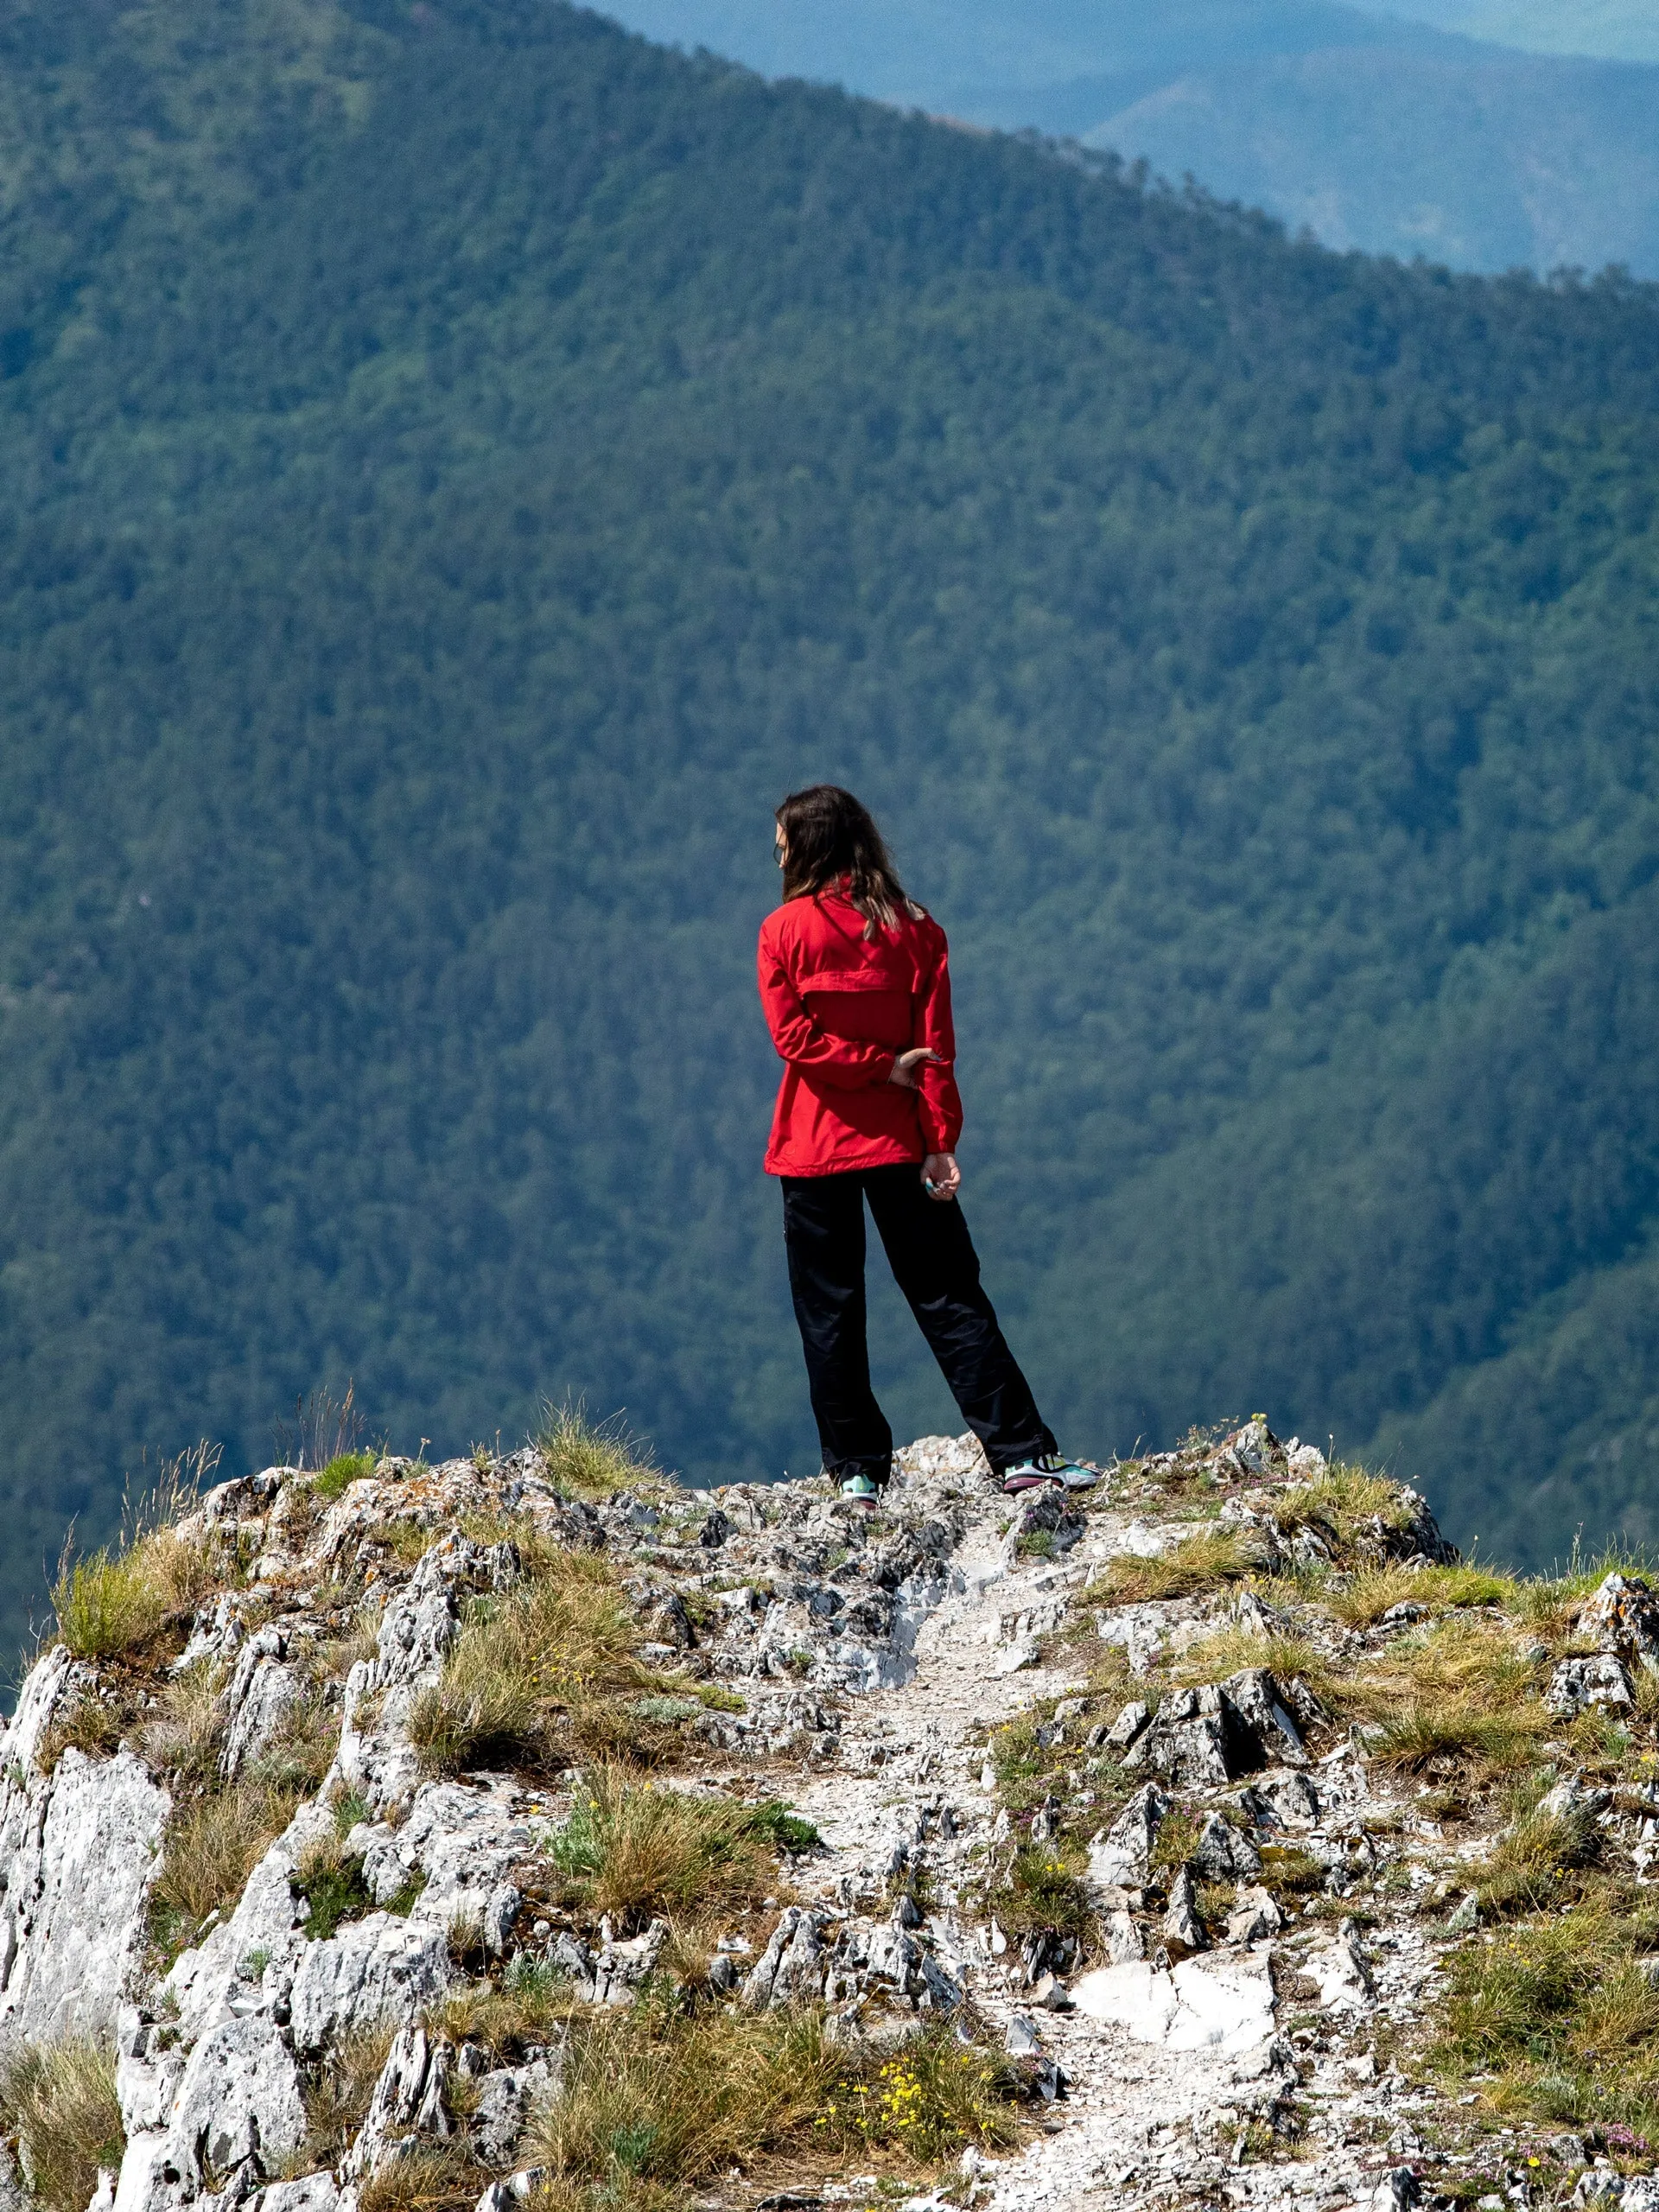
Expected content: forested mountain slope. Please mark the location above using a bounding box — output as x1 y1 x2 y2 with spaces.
603 0 1659 273
1 0 1658 1655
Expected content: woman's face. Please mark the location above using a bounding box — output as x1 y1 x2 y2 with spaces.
773 823 787 868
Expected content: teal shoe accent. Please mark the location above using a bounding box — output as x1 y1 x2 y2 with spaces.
839 1471 881 1503
1001 1453 1100 1496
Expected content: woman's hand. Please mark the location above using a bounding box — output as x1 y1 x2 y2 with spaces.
887 1046 942 1090
922 1152 961 1202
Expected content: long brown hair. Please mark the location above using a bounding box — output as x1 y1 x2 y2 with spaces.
779 783 929 938
775 785 923 938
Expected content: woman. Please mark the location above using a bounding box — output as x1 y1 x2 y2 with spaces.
758 784 1097 1505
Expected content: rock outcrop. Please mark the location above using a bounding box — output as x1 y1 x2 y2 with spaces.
0 1421 1651 2212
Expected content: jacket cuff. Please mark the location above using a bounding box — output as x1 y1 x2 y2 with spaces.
870 1052 897 1087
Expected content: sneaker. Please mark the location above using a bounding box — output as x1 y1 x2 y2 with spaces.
1000 1453 1102 1497
839 1471 882 1506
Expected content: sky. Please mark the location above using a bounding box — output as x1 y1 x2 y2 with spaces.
1386 0 1659 60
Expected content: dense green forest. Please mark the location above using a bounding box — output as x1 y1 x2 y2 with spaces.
1 0 1658 1660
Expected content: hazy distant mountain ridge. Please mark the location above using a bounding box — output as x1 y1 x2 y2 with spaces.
602 0 1659 271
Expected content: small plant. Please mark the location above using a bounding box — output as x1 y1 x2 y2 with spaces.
1147 1808 1202 1874
537 1398 661 1499
747 1801 822 1853
1255 1845 1327 1902
292 1834 374 1940
816 2029 1023 2163
311 1451 378 1502
548 1769 774 1931
987 1841 1096 1946
0 2037 124 2212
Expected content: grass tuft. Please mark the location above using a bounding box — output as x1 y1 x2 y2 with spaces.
1274 1465 1414 1559
0 2038 124 2212
149 1781 300 1962
1369 1700 1544 1777
409 1547 667 1777
301 2020 398 2168
358 2146 483 2212
537 1399 662 1499
293 1834 374 1939
985 1842 1096 1947
311 1450 378 1502
1329 1562 1519 1629
1093 1527 1258 1603
548 1769 775 1932
526 2008 1018 2195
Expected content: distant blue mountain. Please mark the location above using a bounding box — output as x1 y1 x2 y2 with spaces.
598 0 1659 272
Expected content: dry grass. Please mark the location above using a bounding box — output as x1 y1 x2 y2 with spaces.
301 2020 398 2167
149 1781 299 1960
0 2037 124 2212
139 1661 229 1786
1167 1625 1339 1707
429 1959 571 2061
526 2008 1019 2196
37 1692 134 1769
1326 1562 1519 1629
1478 1796 1602 1917
359 2147 484 2212
1367 1700 1546 1777
51 1444 227 1663
246 1688 340 1797
409 1548 665 1777
548 1769 775 1932
537 1400 664 1500
1092 1527 1259 1604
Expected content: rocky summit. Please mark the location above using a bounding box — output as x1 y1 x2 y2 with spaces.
3 1421 1659 2212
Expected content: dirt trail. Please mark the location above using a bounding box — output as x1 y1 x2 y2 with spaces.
786 1449 1438 2212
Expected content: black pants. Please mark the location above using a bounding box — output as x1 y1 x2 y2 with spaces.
780 1162 1056 1483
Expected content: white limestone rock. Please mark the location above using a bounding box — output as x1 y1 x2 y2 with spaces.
1088 1783 1170 1889
471 2054 561 2167
1072 1951 1277 2056
1548 1653 1634 1717
220 1628 306 1778
0 1740 169 2046
168 2014 308 2185
289 1910 453 2055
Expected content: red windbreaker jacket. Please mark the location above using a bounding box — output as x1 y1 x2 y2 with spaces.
757 889 964 1176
